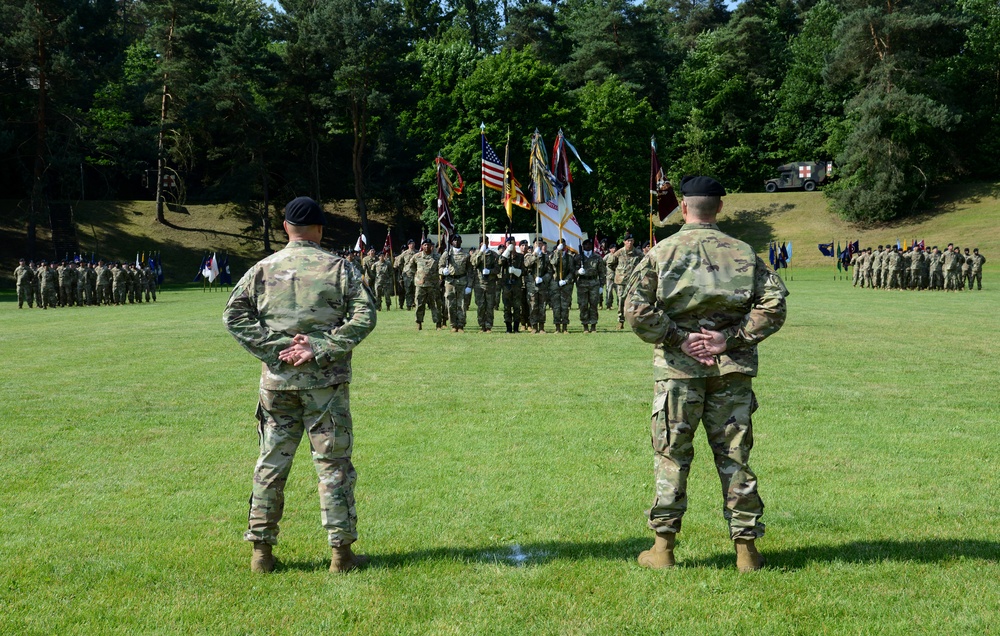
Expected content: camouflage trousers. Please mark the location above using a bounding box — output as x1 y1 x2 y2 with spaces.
375 282 392 310
414 285 440 325
909 270 922 289
930 271 944 289
852 267 861 286
475 280 497 329
78 282 90 306
17 283 33 308
526 287 547 329
577 282 601 326
647 374 764 540
97 283 112 305
41 285 58 308
549 283 572 325
444 280 467 328
604 278 616 309
970 271 982 290
145 283 156 302
245 383 358 547
402 275 415 309
502 283 523 326
32 282 42 307
616 284 629 323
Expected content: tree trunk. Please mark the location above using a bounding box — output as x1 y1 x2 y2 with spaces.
260 150 271 254
29 5 48 261
351 96 369 239
155 12 175 225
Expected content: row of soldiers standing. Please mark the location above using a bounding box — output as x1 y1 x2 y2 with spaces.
14 259 158 309
346 233 648 333
849 244 986 291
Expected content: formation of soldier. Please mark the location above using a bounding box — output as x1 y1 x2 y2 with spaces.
335 233 656 334
849 244 986 291
13 259 158 309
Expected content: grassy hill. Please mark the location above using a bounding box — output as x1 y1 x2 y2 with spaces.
2 181 997 287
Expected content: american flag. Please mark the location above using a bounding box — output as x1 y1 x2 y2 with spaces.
481 134 504 191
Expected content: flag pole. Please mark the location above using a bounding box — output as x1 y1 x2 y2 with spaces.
480 123 487 245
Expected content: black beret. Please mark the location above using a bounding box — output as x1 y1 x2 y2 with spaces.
284 196 325 226
450 234 462 245
421 238 432 246
534 237 545 244
680 175 726 197
407 239 415 245
506 236 515 244
519 239 529 246
623 233 634 241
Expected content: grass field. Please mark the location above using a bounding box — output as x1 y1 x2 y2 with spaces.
2 274 998 635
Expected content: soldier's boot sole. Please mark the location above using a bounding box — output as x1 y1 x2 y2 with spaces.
735 539 765 573
251 542 275 573
330 546 370 573
637 533 675 569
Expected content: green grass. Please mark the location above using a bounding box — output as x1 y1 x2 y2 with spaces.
1 275 998 634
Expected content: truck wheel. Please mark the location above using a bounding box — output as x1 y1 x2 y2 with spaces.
803 180 816 192
765 182 777 193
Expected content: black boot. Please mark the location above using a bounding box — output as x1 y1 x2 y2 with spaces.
506 322 512 333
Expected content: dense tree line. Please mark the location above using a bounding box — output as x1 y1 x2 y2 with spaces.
2 0 998 253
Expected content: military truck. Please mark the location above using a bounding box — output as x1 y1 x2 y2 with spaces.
764 161 833 192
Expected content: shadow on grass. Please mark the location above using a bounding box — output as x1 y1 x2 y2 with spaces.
277 538 1000 572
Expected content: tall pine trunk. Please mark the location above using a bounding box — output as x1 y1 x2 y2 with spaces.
155 12 175 225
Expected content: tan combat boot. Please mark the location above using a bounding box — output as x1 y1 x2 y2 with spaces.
330 545 370 573
734 538 765 572
637 533 675 569
250 541 275 573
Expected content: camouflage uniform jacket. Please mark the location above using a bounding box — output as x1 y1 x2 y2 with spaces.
408 251 440 287
223 240 376 391
523 250 552 291
471 248 501 284
42 267 58 287
929 252 944 273
549 249 576 285
574 252 606 287
625 223 788 380
971 253 986 272
397 249 417 278
887 251 901 271
500 249 525 289
909 251 924 271
439 248 472 287
608 246 644 285
15 265 34 286
375 259 393 286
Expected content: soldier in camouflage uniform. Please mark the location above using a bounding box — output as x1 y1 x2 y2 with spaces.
862 247 874 288
58 262 74 307
607 234 644 329
31 261 43 307
943 244 961 291
969 248 985 290
439 235 472 332
14 259 34 308
76 261 90 306
471 241 500 332
499 237 525 333
373 251 393 311
523 238 552 333
397 240 417 310
850 250 861 286
223 197 376 574
408 238 441 329
95 261 111 305
961 248 972 289
548 239 575 333
886 246 902 289
625 176 787 573
603 244 617 309
575 239 606 333
908 247 924 289
41 262 59 308
15 259 35 308
928 247 944 290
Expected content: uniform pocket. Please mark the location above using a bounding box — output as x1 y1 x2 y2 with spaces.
651 388 670 454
